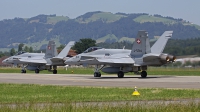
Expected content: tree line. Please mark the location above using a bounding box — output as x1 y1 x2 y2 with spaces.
1 38 200 58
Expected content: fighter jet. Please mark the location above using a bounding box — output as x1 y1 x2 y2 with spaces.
65 31 175 78
2 41 75 74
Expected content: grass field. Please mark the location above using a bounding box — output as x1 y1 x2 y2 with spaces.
0 83 199 111
134 15 176 24
76 12 126 23
0 83 200 103
0 102 199 112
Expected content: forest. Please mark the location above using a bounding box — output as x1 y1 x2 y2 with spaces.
1 38 200 58
0 12 200 48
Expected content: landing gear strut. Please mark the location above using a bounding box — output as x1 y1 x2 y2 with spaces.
93 65 104 77
141 71 147 78
21 65 26 73
53 65 57 74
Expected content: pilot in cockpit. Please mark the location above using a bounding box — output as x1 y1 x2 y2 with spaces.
14 51 26 56
83 47 102 53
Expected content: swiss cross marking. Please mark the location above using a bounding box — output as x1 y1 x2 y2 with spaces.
48 46 51 50
136 39 141 44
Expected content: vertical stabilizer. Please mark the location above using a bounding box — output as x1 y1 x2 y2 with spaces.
151 31 173 53
131 30 150 58
56 41 75 58
45 41 57 58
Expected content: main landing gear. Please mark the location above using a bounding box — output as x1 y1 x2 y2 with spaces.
117 71 124 78
48 66 57 74
116 70 147 78
53 69 57 74
21 69 26 73
35 68 40 74
141 71 147 78
52 66 57 74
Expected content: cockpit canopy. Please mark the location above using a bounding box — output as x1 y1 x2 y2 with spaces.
83 47 103 53
14 51 26 56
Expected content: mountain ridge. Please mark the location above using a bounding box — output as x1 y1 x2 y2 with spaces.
0 11 200 51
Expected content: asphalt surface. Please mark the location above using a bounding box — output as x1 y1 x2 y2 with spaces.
0 73 200 89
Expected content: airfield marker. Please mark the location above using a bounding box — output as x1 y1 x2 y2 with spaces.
132 86 140 96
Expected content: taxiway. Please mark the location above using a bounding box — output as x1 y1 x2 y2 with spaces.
0 73 199 89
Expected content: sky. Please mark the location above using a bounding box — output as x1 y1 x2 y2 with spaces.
0 0 200 25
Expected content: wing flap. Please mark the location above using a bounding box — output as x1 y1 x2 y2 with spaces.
78 54 134 64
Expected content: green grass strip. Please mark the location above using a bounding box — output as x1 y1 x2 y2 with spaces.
1 67 200 76
0 83 199 103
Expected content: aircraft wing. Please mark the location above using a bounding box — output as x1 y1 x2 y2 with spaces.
80 54 135 64
96 57 135 64
18 58 47 64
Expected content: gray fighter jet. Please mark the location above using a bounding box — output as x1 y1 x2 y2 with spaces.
2 41 75 74
65 31 175 78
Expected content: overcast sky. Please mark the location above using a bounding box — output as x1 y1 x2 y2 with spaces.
0 0 200 25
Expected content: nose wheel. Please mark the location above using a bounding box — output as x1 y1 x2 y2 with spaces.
21 69 26 73
35 69 40 74
21 65 26 73
94 72 101 77
93 65 104 77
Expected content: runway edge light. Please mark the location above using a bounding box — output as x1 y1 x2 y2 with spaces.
132 86 140 96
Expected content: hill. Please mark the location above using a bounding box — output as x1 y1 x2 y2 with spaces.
0 11 200 51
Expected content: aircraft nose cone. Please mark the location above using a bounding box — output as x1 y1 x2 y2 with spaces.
64 59 71 64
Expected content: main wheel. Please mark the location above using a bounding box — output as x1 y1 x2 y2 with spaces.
141 71 147 78
117 71 124 78
53 70 57 74
35 69 40 74
98 72 101 77
94 72 98 77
